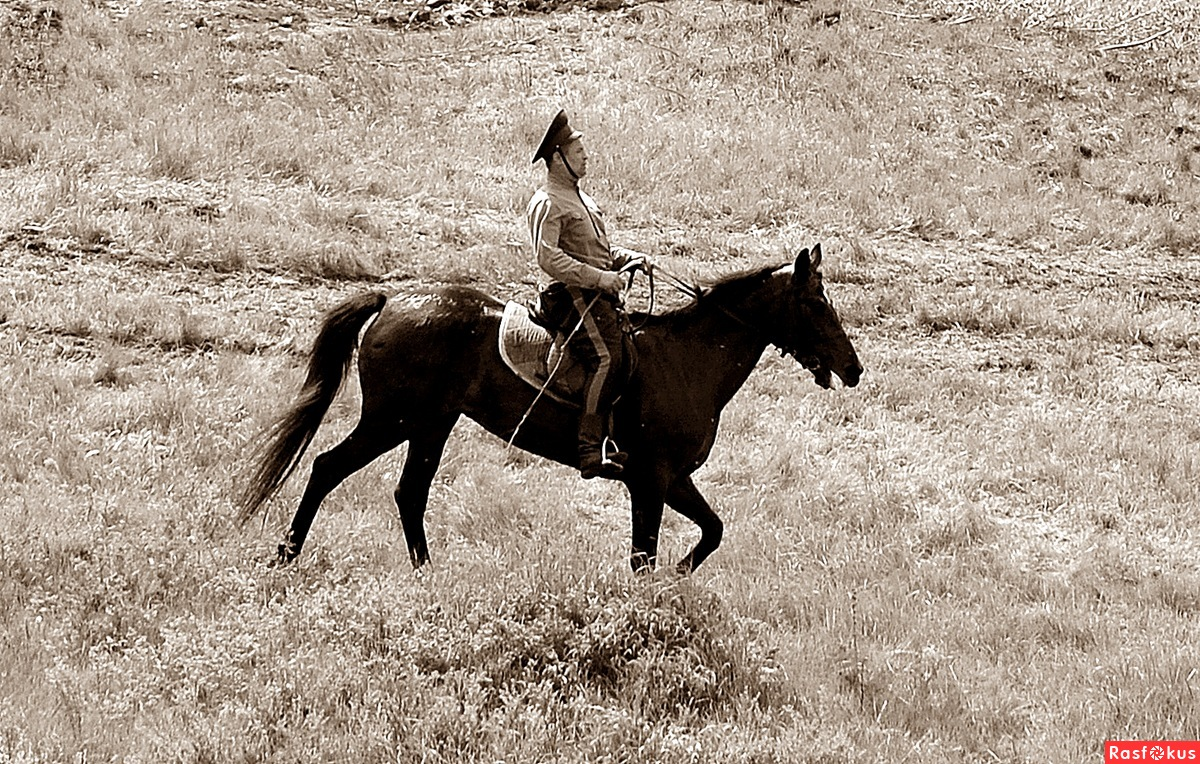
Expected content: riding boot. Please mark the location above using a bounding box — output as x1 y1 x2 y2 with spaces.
579 413 627 480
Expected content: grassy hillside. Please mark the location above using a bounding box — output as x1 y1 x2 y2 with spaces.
2 0 1199 761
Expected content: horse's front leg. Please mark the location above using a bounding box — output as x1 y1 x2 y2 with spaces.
665 474 723 574
627 476 668 573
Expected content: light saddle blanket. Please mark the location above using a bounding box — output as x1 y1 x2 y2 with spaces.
498 301 586 405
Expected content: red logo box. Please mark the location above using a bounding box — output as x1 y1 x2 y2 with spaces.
1107 742 1200 762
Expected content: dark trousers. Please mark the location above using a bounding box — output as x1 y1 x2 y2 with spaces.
537 283 625 423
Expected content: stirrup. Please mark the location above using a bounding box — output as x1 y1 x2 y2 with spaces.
604 435 628 466
581 445 626 480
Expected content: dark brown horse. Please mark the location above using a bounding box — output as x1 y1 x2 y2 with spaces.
239 244 862 573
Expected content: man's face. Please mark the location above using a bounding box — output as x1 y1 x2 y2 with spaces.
557 138 588 178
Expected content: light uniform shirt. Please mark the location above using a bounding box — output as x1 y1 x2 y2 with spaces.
527 174 638 291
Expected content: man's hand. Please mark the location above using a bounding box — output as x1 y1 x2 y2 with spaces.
619 252 653 276
597 270 624 295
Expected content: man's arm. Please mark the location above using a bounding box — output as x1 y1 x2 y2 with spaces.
530 196 611 290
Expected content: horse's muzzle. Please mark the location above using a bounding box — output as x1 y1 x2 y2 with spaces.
805 357 861 389
841 360 863 388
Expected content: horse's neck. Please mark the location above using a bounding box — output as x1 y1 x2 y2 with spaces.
667 289 775 410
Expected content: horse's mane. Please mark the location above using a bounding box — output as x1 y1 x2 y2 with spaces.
639 263 783 323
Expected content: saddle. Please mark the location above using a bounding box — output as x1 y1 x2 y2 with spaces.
498 301 587 405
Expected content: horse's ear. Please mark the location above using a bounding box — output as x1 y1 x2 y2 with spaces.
792 247 811 283
811 242 822 270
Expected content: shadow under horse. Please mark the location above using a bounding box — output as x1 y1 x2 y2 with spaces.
239 244 863 573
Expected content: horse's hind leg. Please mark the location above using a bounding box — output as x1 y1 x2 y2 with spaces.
279 419 406 563
394 414 458 569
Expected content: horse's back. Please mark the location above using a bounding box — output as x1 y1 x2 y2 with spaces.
366 284 499 335
355 285 502 407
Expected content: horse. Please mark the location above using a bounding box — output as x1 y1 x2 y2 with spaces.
238 244 862 573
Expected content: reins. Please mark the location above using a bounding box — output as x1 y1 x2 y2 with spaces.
623 263 656 333
654 263 811 362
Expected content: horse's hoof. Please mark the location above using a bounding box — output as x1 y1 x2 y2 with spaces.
272 543 295 567
630 553 656 575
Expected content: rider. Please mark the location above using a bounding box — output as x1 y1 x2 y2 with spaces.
527 109 650 480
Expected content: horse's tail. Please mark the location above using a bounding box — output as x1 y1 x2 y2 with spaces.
237 291 388 525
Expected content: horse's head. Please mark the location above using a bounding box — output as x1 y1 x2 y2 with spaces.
776 243 862 389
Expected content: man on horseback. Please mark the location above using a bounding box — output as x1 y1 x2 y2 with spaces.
527 110 649 480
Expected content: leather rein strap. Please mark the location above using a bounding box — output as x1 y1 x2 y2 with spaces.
652 264 811 363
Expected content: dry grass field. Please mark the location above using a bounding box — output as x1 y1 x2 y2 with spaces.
2 0 1200 760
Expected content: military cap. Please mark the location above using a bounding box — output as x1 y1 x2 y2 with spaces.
532 109 583 165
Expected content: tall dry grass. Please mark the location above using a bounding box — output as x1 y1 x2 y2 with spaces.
2 0 1200 761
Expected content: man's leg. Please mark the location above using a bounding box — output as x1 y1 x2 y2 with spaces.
566 289 627 479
